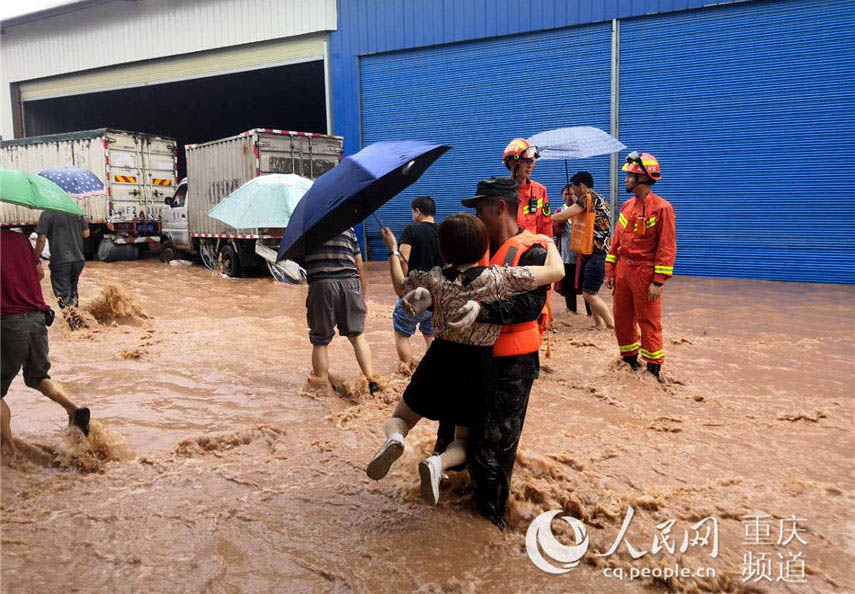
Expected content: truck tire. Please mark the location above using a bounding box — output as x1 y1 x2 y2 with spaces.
219 244 241 277
160 243 178 263
97 238 138 262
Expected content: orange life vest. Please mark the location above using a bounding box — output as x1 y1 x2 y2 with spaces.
481 230 552 357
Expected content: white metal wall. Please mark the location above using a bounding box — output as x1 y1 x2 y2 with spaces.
0 0 337 138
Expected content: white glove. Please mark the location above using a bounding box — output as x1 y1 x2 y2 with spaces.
447 300 480 330
402 287 432 315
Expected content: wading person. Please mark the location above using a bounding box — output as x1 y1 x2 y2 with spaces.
502 138 552 236
552 184 591 317
387 196 442 370
304 227 379 396
368 213 563 506
552 172 614 329
450 177 554 528
380 199 455 457
34 210 89 329
605 152 676 379
1 227 91 460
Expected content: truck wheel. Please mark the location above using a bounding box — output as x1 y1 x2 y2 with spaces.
160 244 178 263
96 238 114 261
219 244 241 277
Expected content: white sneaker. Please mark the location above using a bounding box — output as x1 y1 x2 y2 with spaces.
366 434 404 480
419 455 442 505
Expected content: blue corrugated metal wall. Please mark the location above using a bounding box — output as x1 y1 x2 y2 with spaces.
619 0 855 283
359 24 612 259
332 0 854 283
332 0 745 157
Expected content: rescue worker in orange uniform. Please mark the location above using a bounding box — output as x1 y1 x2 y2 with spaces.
452 176 556 528
605 151 676 379
502 138 552 236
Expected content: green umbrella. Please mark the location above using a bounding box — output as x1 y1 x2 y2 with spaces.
0 168 85 216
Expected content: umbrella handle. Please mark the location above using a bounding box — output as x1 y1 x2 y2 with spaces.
564 159 570 188
372 212 386 229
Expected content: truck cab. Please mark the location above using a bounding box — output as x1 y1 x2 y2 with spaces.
162 178 190 251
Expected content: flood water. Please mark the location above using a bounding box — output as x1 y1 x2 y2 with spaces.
1 259 853 593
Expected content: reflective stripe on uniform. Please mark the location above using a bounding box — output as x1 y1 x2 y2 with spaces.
654 265 673 275
619 342 640 353
640 348 664 359
646 217 657 228
606 254 618 264
619 213 628 228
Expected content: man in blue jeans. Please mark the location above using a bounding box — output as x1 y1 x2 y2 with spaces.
385 197 442 368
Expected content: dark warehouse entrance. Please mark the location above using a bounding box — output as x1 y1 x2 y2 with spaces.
20 60 327 178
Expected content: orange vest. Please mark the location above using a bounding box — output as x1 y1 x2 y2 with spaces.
481 231 552 357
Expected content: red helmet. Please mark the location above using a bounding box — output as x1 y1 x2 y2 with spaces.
503 138 540 169
622 151 661 181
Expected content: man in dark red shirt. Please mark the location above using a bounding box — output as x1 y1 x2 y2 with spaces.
1 228 90 460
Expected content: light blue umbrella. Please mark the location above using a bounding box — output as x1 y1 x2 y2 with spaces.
207 174 313 229
528 126 626 160
528 126 626 186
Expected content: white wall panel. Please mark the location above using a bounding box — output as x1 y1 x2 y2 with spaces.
0 0 337 137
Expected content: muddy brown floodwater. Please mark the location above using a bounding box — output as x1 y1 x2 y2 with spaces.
1 259 853 594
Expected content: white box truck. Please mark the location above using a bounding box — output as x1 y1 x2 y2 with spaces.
161 128 343 278
0 128 177 260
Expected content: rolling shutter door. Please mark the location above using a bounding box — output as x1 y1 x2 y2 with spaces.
619 0 854 283
360 23 612 259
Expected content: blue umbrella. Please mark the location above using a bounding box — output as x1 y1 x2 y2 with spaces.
277 140 450 261
207 174 313 229
38 166 105 197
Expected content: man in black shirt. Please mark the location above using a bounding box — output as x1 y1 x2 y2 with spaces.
387 197 442 369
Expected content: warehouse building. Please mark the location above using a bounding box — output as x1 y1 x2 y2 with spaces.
2 0 853 282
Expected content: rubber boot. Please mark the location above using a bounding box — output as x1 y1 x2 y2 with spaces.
623 354 640 371
646 363 661 380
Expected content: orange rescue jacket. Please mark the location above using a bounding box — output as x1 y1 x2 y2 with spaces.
517 179 553 236
480 230 552 357
605 192 676 284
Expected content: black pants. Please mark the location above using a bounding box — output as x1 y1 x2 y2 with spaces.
49 260 84 308
562 261 591 315
469 352 538 528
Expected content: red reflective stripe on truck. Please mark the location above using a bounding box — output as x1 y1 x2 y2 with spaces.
191 233 266 239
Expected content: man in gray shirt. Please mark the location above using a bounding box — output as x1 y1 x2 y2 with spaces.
35 212 90 322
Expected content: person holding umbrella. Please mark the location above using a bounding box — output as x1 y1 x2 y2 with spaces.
304 227 379 397
34 210 90 328
275 140 451 397
502 138 552 236
0 170 92 459
552 171 614 329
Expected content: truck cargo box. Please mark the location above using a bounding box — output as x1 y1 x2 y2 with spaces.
0 128 177 227
185 128 343 239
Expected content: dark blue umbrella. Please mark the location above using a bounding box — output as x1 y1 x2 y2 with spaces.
38 166 105 197
277 140 450 261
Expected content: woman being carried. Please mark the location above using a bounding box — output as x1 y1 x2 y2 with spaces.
368 213 563 504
